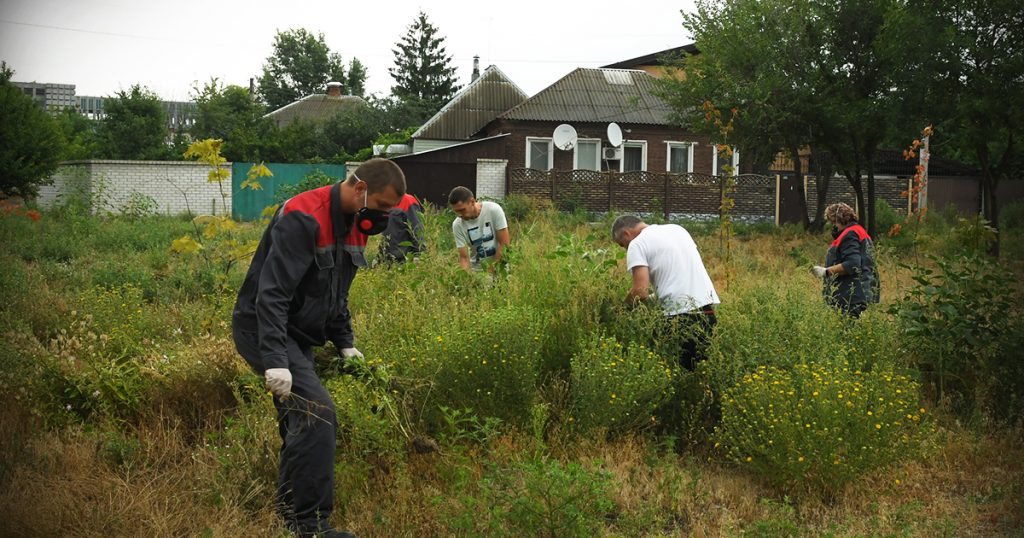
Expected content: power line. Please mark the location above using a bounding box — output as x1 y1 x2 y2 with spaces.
0 17 180 42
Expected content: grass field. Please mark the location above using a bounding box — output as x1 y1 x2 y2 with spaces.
1 197 1021 537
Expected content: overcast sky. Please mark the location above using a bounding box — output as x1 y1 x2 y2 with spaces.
1 0 697 102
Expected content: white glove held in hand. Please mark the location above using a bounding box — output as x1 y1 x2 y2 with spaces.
264 368 292 398
811 265 828 278
341 347 364 359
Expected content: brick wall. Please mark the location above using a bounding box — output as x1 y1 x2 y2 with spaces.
475 158 508 199
509 169 777 220
38 160 233 216
804 175 912 221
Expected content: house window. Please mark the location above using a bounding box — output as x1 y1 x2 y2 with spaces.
666 142 695 173
574 139 600 171
620 141 647 172
526 137 553 170
712 146 740 175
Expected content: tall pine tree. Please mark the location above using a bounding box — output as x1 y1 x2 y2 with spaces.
389 11 460 123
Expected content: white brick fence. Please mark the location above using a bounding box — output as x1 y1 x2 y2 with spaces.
476 158 508 199
38 160 233 216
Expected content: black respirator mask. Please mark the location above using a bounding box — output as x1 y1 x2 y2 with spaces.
831 225 841 239
354 180 390 235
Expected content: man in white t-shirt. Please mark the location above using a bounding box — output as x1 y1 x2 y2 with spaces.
612 215 720 370
448 186 510 271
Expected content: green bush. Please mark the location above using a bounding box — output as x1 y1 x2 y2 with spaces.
569 334 675 434
890 254 1021 419
702 281 902 396
715 361 931 495
1000 201 1024 230
273 168 337 204
874 198 904 238
389 306 543 427
448 457 615 537
326 369 407 461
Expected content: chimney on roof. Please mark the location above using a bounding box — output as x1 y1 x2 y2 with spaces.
471 56 480 82
326 81 343 97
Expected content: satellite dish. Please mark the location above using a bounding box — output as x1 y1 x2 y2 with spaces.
607 122 623 147
552 124 578 151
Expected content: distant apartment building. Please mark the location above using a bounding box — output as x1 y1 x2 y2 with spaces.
11 81 76 112
77 95 196 132
11 80 195 132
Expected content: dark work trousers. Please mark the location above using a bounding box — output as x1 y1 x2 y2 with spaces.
659 307 718 371
232 321 338 535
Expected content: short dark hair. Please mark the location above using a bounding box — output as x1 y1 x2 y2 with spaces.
448 186 474 205
346 158 406 197
611 215 644 242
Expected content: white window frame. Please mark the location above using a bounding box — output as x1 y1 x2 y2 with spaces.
619 140 648 172
526 137 554 170
573 138 601 171
712 146 740 175
665 141 696 173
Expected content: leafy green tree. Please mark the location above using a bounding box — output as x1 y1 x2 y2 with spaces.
54 107 100 161
258 29 367 111
659 0 924 236
913 0 1024 256
190 78 278 162
95 85 170 160
389 11 461 123
657 0 820 228
0 62 65 198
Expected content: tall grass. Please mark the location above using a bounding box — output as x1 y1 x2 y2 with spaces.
1 201 1021 536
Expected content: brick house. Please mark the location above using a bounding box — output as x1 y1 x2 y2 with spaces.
397 64 748 210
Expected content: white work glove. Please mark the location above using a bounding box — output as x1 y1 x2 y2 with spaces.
341 347 364 359
811 265 828 278
264 368 292 398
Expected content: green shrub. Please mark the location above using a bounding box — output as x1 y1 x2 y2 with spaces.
715 361 931 495
569 334 675 434
326 370 406 461
273 168 337 204
1000 201 1024 231
890 254 1021 419
701 281 902 397
390 306 543 427
874 198 904 238
448 457 615 537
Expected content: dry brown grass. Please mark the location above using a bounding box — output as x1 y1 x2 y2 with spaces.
0 410 282 538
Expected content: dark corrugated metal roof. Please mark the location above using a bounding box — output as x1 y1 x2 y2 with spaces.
601 44 700 69
264 94 369 127
412 66 528 140
499 68 675 125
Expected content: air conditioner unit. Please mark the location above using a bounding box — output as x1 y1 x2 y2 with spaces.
603 146 622 160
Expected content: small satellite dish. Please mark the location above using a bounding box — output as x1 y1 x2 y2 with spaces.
607 122 623 147
552 124 578 151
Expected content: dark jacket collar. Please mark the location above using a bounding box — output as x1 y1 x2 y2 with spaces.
330 182 352 242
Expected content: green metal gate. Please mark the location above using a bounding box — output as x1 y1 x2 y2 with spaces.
231 162 347 220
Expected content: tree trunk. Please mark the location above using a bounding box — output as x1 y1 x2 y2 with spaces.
811 150 834 231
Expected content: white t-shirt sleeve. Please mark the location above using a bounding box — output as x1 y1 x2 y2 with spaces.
491 203 508 231
626 241 648 272
452 219 469 248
